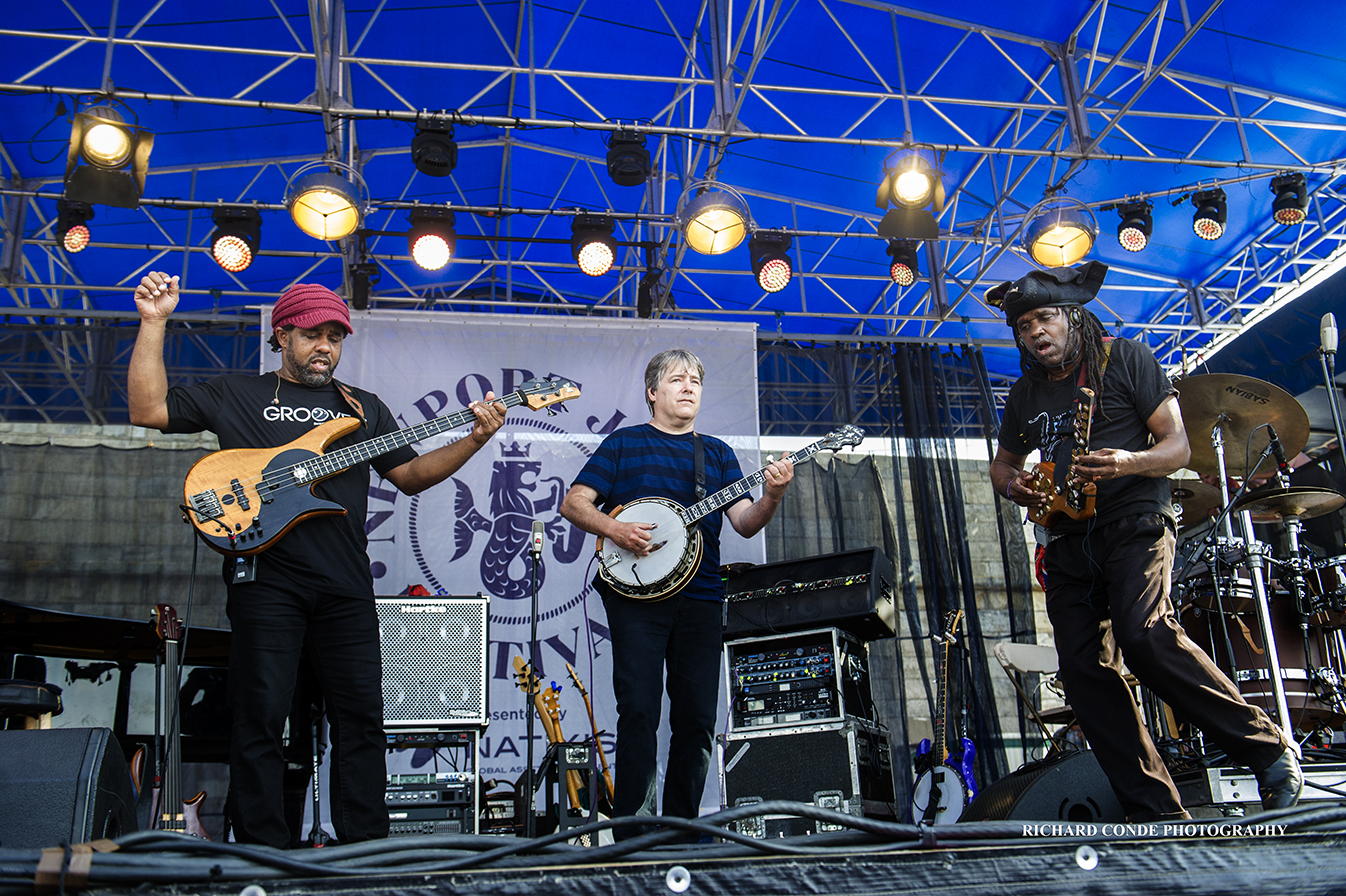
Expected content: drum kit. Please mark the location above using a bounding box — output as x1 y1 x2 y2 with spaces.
1169 374 1346 744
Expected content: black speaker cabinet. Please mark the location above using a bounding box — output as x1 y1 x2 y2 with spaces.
377 596 490 728
723 548 896 641
0 727 138 848
963 750 1124 823
719 718 896 821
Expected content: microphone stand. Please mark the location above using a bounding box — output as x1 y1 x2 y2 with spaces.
1319 336 1346 465
523 523 544 839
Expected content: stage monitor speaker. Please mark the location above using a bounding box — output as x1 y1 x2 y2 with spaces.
962 750 1123 823
723 547 895 641
377 596 490 728
0 727 137 848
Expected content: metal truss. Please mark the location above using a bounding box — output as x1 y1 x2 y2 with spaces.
3 0 1344 421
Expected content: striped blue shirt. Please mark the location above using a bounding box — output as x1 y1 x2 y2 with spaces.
574 423 748 600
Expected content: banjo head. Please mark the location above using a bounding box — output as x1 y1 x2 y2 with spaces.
598 497 701 599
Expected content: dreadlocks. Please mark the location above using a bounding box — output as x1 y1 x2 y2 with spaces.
1019 306 1109 401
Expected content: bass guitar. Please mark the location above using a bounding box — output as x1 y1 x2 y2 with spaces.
149 604 209 837
511 656 585 813
1026 387 1097 527
182 376 579 557
596 424 864 600
912 609 976 824
565 662 614 812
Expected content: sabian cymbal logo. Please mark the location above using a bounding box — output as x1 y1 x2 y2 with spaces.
1224 384 1270 405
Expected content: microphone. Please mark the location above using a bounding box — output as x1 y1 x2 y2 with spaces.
530 519 545 557
1323 313 1339 355
1267 424 1290 484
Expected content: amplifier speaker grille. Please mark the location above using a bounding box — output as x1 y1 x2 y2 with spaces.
377 597 489 727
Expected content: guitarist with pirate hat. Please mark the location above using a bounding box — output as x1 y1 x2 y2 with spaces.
560 348 794 839
128 271 507 847
987 261 1300 822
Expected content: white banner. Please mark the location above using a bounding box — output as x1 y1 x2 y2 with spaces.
263 310 761 816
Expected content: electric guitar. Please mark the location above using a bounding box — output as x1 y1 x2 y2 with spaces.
912 609 976 824
182 376 579 556
511 656 585 813
596 425 864 600
1026 387 1097 527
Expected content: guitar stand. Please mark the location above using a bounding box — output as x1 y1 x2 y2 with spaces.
538 740 609 834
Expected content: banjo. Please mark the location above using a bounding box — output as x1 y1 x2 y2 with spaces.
595 425 864 600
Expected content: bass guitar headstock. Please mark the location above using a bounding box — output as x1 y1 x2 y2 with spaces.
511 655 540 696
517 376 581 416
152 604 183 642
564 662 589 699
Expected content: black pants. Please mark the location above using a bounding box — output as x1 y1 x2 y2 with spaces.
225 577 387 847
602 591 723 837
1044 512 1285 818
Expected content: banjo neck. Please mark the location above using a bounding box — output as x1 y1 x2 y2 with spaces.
678 435 838 526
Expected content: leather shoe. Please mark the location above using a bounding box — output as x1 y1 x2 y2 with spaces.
1255 748 1303 810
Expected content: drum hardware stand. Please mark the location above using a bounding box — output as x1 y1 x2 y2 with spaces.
1204 420 1297 741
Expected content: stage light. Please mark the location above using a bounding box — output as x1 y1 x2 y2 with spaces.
285 161 367 241
56 199 94 253
571 215 617 276
349 261 380 311
1023 195 1098 267
63 106 154 208
677 182 750 255
887 239 919 286
209 207 262 272
1270 173 1308 226
407 208 456 270
875 153 943 240
749 232 792 293
411 125 457 177
1116 200 1153 253
1191 188 1227 241
607 130 651 187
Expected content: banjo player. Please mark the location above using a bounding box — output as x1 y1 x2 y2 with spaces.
559 348 794 839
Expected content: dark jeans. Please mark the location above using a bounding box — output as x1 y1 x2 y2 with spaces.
225 578 387 847
1044 512 1285 818
602 591 723 835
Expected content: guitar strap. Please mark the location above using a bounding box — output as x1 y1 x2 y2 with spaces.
692 432 706 500
332 379 368 428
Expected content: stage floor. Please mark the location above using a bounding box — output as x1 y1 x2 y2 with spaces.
5 801 1345 896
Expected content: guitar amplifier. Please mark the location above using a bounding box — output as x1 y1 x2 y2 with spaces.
722 548 896 641
377 596 489 727
718 718 896 827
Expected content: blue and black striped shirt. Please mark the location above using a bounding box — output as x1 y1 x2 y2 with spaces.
574 423 748 601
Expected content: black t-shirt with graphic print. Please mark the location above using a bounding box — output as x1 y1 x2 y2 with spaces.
998 338 1177 533
164 373 417 597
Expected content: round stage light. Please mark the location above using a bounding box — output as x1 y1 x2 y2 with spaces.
1116 200 1152 253
750 232 793 293
887 240 919 287
79 107 134 169
1191 188 1227 241
62 224 91 253
678 185 750 255
284 164 366 241
407 208 457 271
1023 196 1098 268
572 216 617 276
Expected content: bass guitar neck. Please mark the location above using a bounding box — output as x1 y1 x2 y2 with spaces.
183 376 579 556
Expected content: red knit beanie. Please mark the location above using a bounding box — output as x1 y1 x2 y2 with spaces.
272 283 353 334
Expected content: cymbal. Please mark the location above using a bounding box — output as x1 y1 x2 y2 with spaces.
1233 486 1346 522
1174 374 1309 476
1169 478 1222 525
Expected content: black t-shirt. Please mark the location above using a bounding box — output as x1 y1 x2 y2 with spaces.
998 338 1177 533
164 373 417 597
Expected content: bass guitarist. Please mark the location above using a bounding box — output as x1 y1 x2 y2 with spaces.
987 262 1300 823
559 348 793 839
128 271 507 847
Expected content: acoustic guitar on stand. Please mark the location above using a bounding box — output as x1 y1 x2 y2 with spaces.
596 425 864 600
182 377 579 557
1026 387 1097 527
